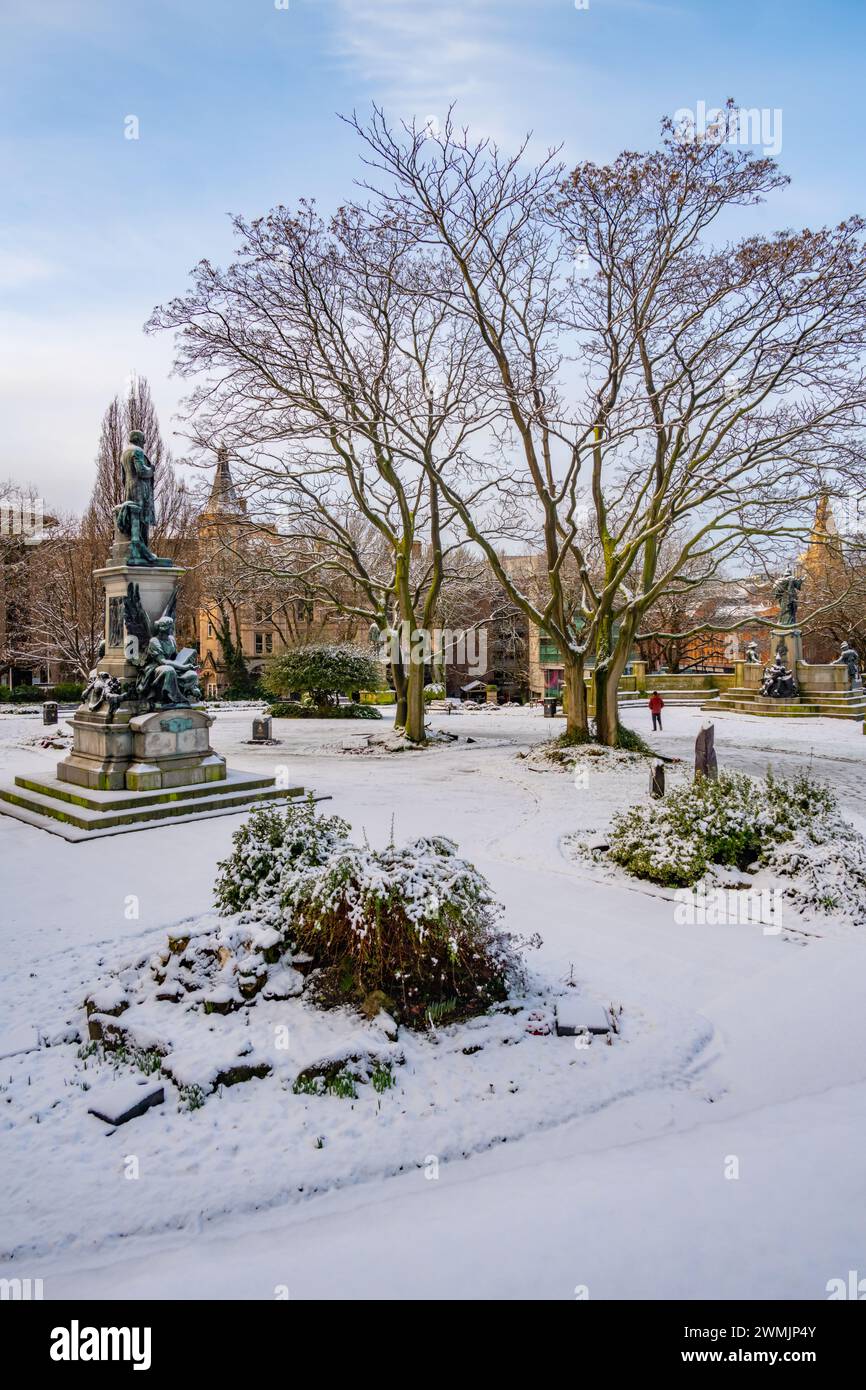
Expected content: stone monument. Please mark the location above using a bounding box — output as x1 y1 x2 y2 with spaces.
0 436 305 836
58 437 222 794
707 563 866 720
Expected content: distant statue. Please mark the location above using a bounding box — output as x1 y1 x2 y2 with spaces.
744 640 760 664
761 652 799 698
773 567 802 626
123 583 201 707
834 641 862 686
114 430 169 566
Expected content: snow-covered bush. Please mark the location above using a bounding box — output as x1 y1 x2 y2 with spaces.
213 801 531 1025
762 797 866 922
262 643 383 706
608 770 842 890
214 795 350 915
281 835 523 1027
423 682 446 702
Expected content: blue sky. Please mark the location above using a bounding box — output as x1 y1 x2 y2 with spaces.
2 0 864 508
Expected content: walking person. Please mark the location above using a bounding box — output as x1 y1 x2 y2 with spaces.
649 690 664 732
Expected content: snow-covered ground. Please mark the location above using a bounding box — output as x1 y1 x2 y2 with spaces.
1 702 864 1300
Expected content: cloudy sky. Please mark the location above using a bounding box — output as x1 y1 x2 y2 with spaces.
2 0 864 509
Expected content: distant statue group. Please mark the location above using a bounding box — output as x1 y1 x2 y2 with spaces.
761 651 799 698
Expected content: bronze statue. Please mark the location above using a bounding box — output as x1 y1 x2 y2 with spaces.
833 641 861 686
81 643 126 720
123 583 202 707
773 567 802 626
113 430 170 566
761 652 799 698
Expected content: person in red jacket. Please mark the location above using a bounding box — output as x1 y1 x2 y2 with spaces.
649 690 664 731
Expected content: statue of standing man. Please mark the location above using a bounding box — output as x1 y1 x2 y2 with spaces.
773 567 802 626
114 430 168 566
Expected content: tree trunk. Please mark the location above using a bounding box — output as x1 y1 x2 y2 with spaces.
392 657 408 730
404 655 427 743
561 651 589 739
594 619 636 747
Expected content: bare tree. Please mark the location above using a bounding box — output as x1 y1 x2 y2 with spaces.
148 203 497 741
351 105 866 743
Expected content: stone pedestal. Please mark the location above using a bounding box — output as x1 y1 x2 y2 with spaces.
770 625 803 668
57 559 226 792
93 562 185 683
58 705 226 792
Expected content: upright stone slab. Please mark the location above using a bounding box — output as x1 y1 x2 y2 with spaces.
649 760 665 798
695 721 718 781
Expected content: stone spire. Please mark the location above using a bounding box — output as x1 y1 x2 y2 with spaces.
205 444 243 514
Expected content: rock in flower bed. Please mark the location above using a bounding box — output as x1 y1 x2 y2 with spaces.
605 769 866 921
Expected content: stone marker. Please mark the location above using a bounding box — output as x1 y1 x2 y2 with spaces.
42 701 58 726
555 998 611 1036
251 715 272 743
87 1079 165 1127
695 720 718 781
650 759 665 798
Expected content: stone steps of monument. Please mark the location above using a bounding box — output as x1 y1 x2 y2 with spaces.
706 695 866 720
12 770 288 814
0 770 309 839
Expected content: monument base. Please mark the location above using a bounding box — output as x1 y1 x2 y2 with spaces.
705 660 866 720
58 705 227 792
0 768 311 840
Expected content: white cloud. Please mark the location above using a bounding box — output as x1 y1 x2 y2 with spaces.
329 0 572 144
0 251 58 292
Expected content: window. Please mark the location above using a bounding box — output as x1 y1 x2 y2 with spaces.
206 619 214 639
265 632 273 654
255 633 263 655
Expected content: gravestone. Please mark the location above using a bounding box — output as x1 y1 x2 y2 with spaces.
42 701 58 726
695 721 718 780
650 760 665 798
251 716 272 744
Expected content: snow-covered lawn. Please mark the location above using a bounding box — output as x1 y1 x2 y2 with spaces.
1 702 864 1299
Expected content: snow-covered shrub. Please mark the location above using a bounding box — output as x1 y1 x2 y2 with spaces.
762 794 866 923
214 794 350 915
423 682 446 702
608 770 844 891
262 643 383 706
280 835 522 1027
